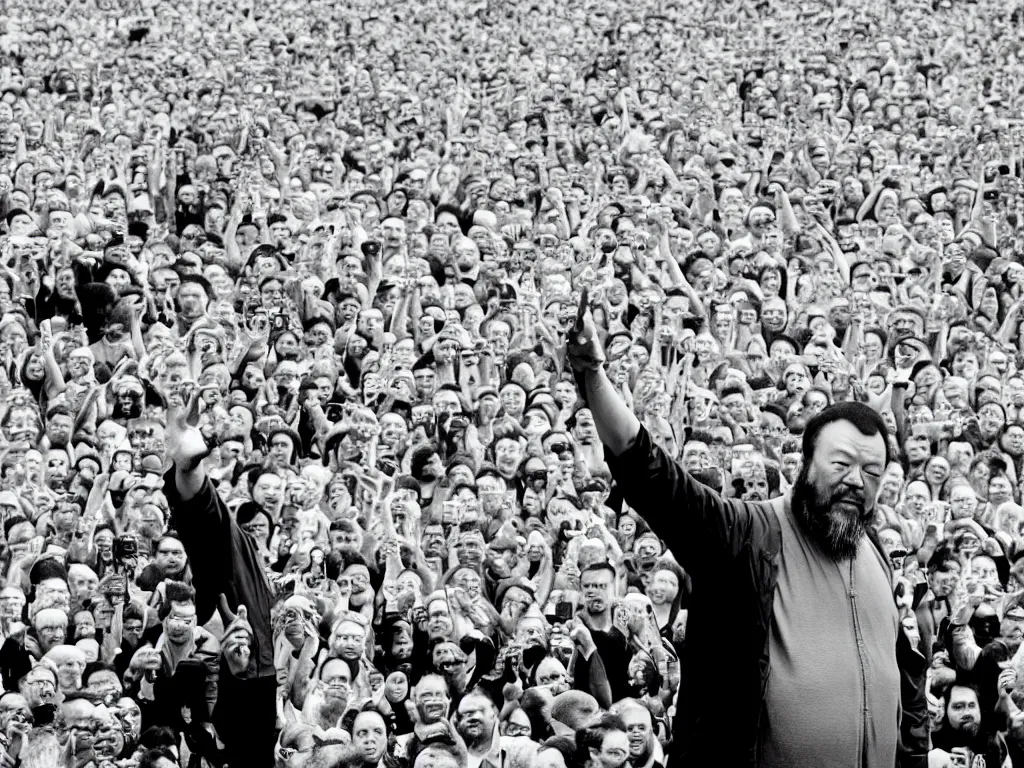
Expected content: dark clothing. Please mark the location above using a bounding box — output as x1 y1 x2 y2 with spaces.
571 612 632 708
163 468 277 767
605 426 929 768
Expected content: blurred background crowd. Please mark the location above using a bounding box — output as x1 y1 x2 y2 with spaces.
1 0 1024 765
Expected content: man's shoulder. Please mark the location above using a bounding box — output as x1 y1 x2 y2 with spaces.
727 497 782 552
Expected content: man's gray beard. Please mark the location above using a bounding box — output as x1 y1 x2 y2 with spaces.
313 694 349 729
791 466 869 562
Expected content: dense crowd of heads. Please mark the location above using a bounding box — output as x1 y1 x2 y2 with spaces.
1 0 1024 764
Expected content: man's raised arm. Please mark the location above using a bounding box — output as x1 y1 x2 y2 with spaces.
567 310 754 572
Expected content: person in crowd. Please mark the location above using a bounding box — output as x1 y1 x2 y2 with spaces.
1 0 1024 764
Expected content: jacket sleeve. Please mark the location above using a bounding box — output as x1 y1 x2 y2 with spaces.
163 468 276 677
897 624 930 768
604 424 755 576
570 646 614 710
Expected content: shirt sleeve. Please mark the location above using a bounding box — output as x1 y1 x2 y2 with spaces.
604 424 755 576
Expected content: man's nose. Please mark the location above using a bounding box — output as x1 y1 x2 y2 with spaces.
844 466 865 490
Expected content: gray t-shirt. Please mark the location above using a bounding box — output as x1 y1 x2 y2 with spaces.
760 499 900 767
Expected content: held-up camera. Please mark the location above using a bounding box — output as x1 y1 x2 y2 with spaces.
113 533 139 572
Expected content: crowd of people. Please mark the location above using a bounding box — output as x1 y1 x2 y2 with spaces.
0 0 1023 764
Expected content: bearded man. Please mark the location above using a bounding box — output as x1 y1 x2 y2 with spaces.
567 310 929 768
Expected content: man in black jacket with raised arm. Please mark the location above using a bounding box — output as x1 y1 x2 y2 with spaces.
163 390 277 767
566 308 928 768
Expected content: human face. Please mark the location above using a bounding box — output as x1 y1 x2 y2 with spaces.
648 569 679 606
269 434 293 464
86 668 122 700
793 420 886 561
456 695 496 745
595 730 631 768
0 693 30 731
978 404 1005 438
500 385 526 417
972 555 999 586
385 671 409 703
115 698 141 739
925 458 949 488
36 578 70 614
581 568 613 616
155 538 187 576
177 283 207 319
70 569 98 602
989 475 1013 506
318 657 352 704
620 707 654 760
494 438 523 479
165 602 197 644
415 677 450 722
761 301 786 332
425 598 454 640
946 686 980 736
353 711 387 764
252 473 282 510
330 620 366 661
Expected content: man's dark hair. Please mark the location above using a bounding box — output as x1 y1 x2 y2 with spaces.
720 385 744 401
580 561 616 581
158 581 196 620
178 273 213 302
139 725 178 750
83 662 119 686
139 746 178 768
45 404 74 421
339 702 392 737
801 402 891 466
574 713 628 767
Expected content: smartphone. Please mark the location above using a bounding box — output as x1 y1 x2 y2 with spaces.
554 601 574 623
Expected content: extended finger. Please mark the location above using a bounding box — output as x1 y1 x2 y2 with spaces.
185 385 201 427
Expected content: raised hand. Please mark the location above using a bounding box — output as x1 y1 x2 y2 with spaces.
566 306 606 374
221 601 254 677
166 385 211 473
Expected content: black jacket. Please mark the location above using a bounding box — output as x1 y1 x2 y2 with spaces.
163 469 278 767
605 426 929 768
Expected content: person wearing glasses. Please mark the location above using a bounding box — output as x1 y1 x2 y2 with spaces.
572 714 631 768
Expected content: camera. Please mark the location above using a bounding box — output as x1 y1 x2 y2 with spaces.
361 240 382 257
113 533 138 568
